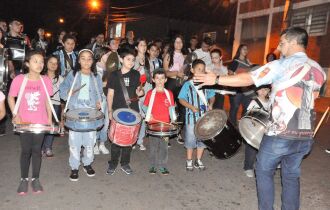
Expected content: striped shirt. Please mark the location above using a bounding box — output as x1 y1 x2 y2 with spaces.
178 81 215 125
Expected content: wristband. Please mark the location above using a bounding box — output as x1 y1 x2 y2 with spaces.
215 75 220 85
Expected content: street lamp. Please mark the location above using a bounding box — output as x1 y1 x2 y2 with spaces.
58 18 65 24
88 0 101 11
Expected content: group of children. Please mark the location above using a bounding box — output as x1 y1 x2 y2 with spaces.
7 35 272 196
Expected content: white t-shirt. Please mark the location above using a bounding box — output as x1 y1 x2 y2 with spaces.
194 48 212 66
247 97 271 111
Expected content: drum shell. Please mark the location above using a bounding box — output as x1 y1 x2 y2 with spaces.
146 123 178 137
14 124 60 134
202 120 242 159
238 110 270 149
109 119 140 146
64 109 104 132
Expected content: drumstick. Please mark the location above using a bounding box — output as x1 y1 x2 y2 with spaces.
151 119 173 126
71 83 86 95
313 106 329 138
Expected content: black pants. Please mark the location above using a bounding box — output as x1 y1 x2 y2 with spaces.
213 94 225 110
109 143 132 168
20 133 44 178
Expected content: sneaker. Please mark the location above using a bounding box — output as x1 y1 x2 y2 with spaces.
94 145 100 155
139 144 146 151
194 159 206 170
45 149 54 157
17 178 29 195
244 169 255 178
325 149 330 154
159 167 170 175
69 170 79 181
149 167 157 174
168 142 171 148
31 178 43 193
83 165 96 177
99 144 110 154
106 166 116 175
176 134 184 144
121 165 133 175
132 145 136 150
186 160 193 171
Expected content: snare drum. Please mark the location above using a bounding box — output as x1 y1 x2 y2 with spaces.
64 108 104 132
146 123 178 137
194 109 242 159
14 123 60 134
238 109 270 149
0 48 9 91
108 108 141 147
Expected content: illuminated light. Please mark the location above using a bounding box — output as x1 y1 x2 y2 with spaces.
45 32 52 38
58 18 65 24
89 0 100 10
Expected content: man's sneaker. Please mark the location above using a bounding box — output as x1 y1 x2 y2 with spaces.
176 134 184 144
149 167 157 174
106 166 116 175
31 178 43 193
186 160 193 171
17 178 29 195
83 165 96 177
94 145 100 155
139 144 146 151
121 165 133 175
325 149 330 154
159 167 170 175
244 169 255 178
194 159 206 170
99 144 110 154
69 170 79 181
45 149 54 157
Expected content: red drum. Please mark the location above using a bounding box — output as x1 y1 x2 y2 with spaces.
108 108 141 146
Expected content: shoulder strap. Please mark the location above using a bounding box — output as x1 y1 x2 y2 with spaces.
40 76 59 123
63 72 79 113
13 75 28 115
254 98 266 112
189 80 208 107
62 49 74 69
118 70 131 108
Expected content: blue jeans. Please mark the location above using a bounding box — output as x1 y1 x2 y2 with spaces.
256 135 313 210
96 98 109 143
229 93 251 126
42 105 61 150
69 130 96 170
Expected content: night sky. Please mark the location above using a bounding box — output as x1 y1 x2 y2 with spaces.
0 0 235 44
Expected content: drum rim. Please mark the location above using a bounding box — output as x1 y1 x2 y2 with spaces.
113 108 141 126
146 130 179 137
238 118 266 149
194 109 227 140
13 123 60 134
64 108 105 122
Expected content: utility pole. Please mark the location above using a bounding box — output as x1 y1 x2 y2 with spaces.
105 0 110 39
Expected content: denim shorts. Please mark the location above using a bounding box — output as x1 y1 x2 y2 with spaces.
184 124 206 149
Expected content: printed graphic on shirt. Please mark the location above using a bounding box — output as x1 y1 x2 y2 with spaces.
124 77 130 86
25 91 40 111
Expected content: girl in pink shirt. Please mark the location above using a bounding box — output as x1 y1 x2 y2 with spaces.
8 50 53 195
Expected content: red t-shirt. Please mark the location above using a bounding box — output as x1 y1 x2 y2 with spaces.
143 90 175 123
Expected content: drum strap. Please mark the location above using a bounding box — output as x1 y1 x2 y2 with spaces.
40 77 59 123
254 98 267 112
13 75 28 115
190 80 208 107
64 73 79 113
118 70 131 108
145 88 177 122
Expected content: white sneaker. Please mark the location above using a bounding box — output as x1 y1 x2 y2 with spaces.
94 145 100 155
99 144 110 154
139 144 146 151
244 169 255 178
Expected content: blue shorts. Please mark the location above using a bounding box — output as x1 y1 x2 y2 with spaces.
184 124 206 149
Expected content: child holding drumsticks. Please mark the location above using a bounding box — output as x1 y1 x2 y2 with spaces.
178 59 215 171
142 69 176 175
8 50 53 195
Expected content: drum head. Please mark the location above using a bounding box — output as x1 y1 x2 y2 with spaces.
194 109 227 140
238 117 266 149
113 108 141 126
65 108 104 122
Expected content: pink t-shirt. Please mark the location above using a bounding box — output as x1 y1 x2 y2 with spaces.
169 52 184 72
9 74 53 124
0 91 5 102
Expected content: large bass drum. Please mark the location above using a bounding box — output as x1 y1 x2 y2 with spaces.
238 109 270 149
194 109 242 159
0 48 9 91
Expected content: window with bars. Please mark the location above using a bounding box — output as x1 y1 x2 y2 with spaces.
291 4 329 36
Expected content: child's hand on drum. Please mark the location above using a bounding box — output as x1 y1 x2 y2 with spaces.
191 107 199 113
96 101 102 110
